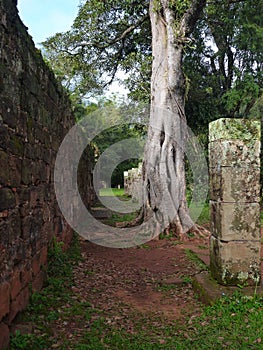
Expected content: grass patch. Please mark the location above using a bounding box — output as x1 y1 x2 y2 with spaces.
104 211 138 226
99 187 125 197
185 248 208 271
111 211 137 223
54 294 263 350
195 202 210 225
136 243 151 250
67 293 263 349
175 292 263 349
159 231 174 240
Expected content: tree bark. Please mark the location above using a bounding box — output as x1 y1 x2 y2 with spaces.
142 0 206 238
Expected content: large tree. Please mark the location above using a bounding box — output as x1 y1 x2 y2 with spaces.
141 0 206 238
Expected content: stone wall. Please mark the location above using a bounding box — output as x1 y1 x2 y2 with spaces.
124 163 143 203
209 118 261 286
0 0 93 347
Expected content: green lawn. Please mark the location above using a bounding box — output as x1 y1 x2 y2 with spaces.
99 187 125 197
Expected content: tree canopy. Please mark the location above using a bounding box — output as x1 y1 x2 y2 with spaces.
43 0 263 125
185 0 263 136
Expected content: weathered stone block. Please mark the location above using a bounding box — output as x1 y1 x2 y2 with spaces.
54 216 63 234
0 282 10 320
24 143 38 160
209 140 260 168
209 118 260 143
12 238 27 265
0 150 9 184
0 322 10 349
32 252 41 277
9 134 24 157
43 148 51 164
21 159 32 185
0 188 16 210
16 111 28 137
1 98 18 129
210 202 260 241
21 211 43 243
210 236 261 286
26 117 35 144
32 270 45 292
0 220 9 246
39 246 48 266
19 203 30 218
41 221 53 241
0 126 10 150
21 265 32 289
10 269 22 300
34 125 50 145
29 185 43 208
8 287 29 323
8 156 22 187
7 209 22 242
210 166 260 202
17 187 30 203
209 118 261 286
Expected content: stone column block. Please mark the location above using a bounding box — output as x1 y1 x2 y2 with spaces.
210 202 260 241
210 166 260 202
209 118 260 143
209 118 261 286
209 139 260 168
210 236 261 286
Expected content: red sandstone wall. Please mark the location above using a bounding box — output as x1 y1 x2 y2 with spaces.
0 0 78 347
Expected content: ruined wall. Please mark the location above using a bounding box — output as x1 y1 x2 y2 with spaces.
0 0 92 347
124 163 143 203
209 118 261 286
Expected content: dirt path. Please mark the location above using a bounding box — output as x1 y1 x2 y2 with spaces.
12 231 263 348
73 236 209 320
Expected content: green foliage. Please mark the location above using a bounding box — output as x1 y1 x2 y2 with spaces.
195 203 210 225
42 0 263 202
42 0 150 99
10 331 49 350
77 98 147 187
169 0 191 21
185 248 208 270
223 73 262 117
185 0 263 140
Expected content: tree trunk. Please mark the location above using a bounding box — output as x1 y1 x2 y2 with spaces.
142 0 206 238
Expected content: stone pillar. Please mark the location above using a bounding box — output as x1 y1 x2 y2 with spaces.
209 118 261 286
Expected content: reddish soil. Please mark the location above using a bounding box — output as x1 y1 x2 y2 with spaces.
73 228 263 321
74 236 210 321
13 232 263 346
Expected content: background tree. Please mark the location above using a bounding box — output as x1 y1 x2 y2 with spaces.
42 0 151 99
74 97 147 188
185 0 263 136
